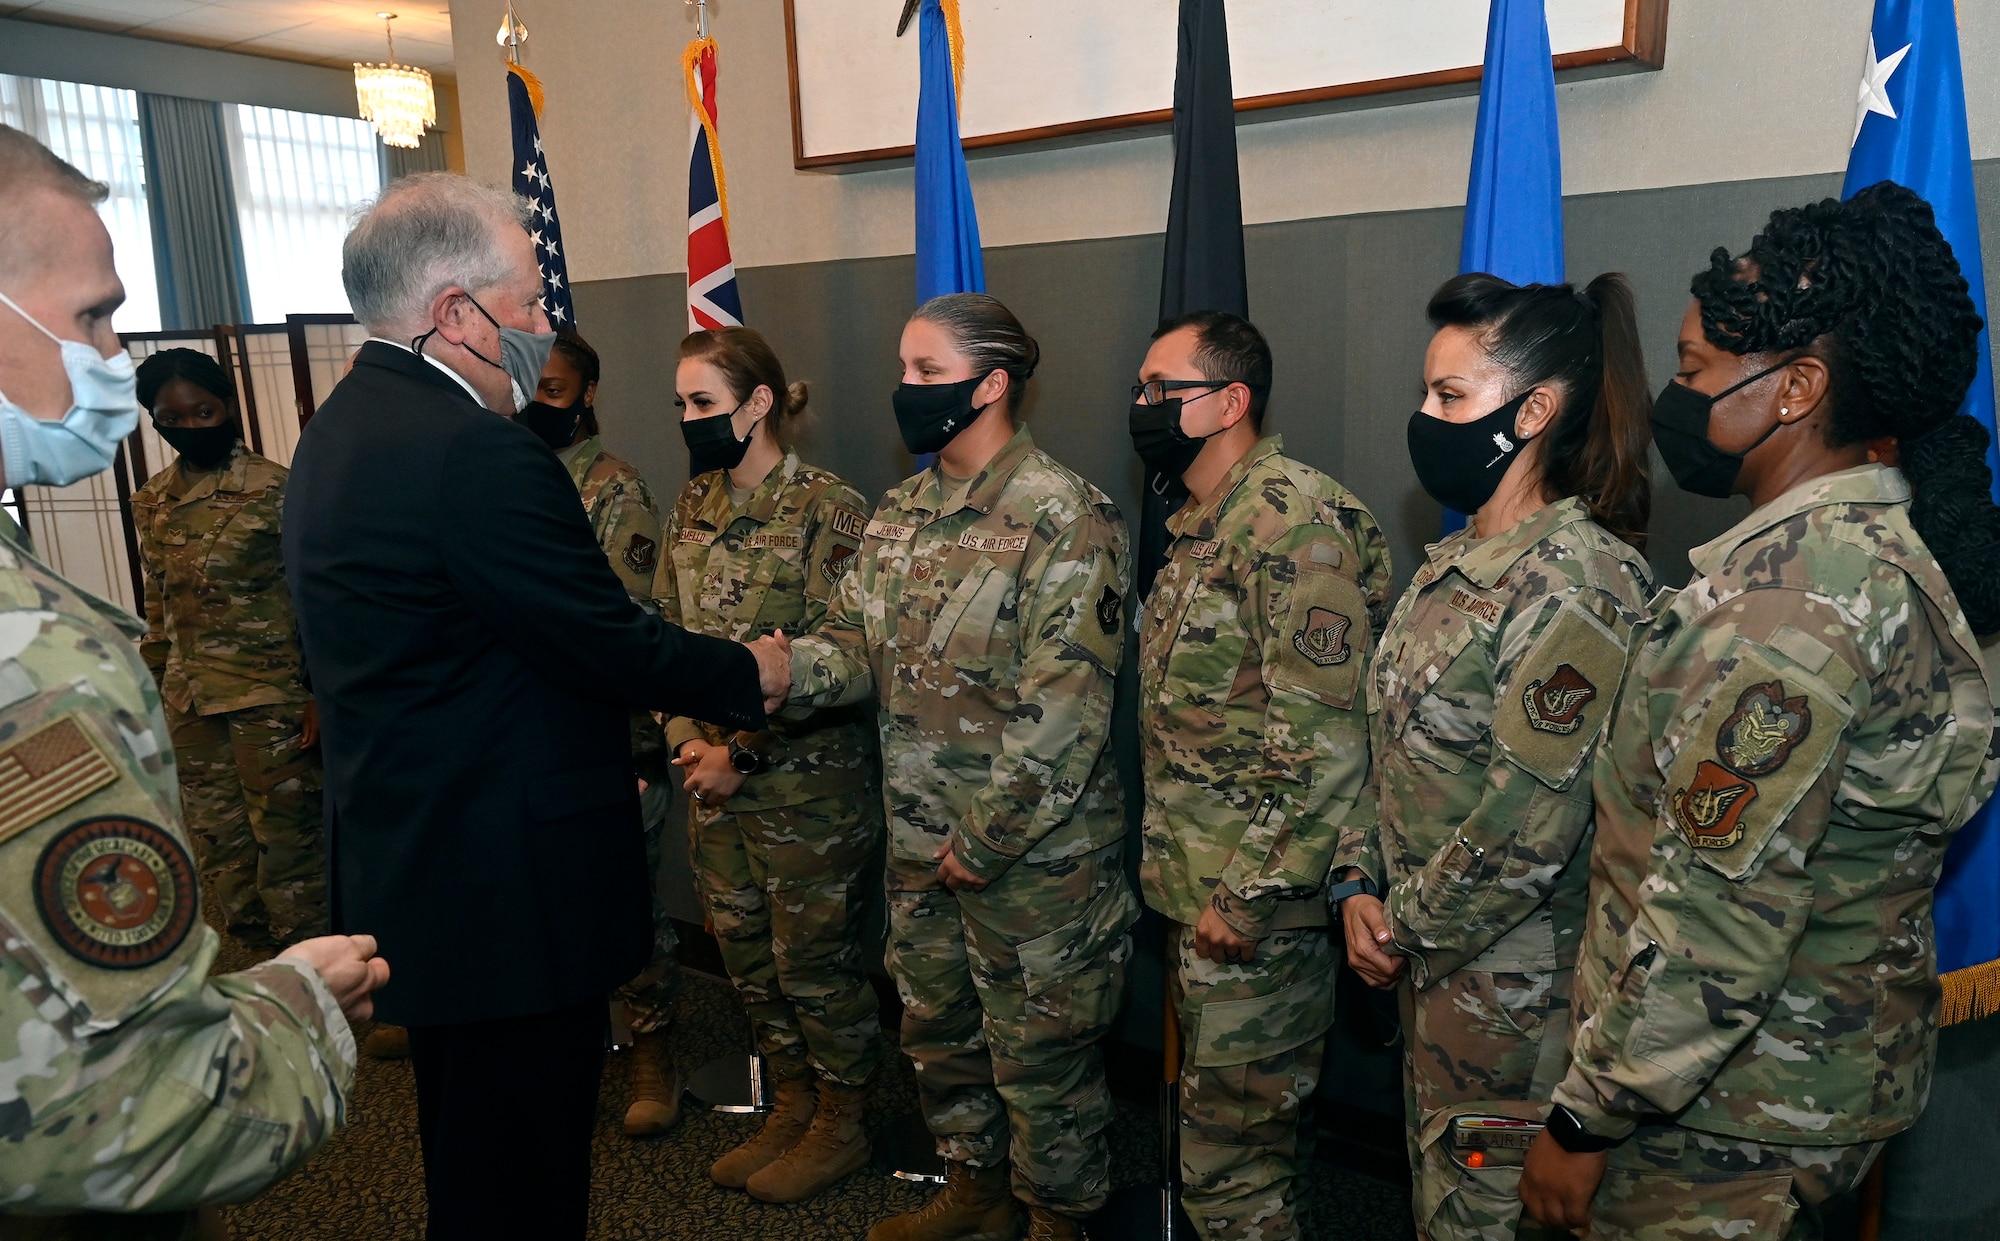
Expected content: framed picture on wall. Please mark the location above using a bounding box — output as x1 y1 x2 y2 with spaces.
783 0 1668 169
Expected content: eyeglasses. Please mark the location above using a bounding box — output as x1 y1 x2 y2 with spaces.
1131 379 1227 407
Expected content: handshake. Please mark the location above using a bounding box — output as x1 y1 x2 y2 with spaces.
746 629 795 714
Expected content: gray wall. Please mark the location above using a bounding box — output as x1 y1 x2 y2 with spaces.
576 163 2000 593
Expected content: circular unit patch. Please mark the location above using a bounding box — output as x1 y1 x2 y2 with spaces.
34 816 196 969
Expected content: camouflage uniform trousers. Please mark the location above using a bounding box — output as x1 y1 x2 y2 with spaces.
617 780 682 1034
1172 921 1336 1241
886 839 1136 1216
166 698 324 944
690 790 885 1087
1586 1127 1883 1241
1400 966 1572 1241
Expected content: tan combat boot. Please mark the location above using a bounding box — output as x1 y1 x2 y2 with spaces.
745 1079 871 1203
621 1028 683 1136
710 1069 816 1188
865 1159 1020 1241
1024 1205 1087 1241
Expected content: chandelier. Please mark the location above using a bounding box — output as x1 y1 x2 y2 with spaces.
354 12 436 149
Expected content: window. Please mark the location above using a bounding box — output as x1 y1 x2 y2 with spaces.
226 104 383 321
0 75 162 333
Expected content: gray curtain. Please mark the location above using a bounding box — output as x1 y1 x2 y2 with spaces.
137 92 251 328
383 129 448 182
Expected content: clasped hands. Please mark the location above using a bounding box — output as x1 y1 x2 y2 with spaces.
746 629 793 714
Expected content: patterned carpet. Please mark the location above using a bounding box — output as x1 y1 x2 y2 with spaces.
210 931 1415 1241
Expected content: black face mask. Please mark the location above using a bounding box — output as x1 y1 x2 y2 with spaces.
893 376 990 455
1407 390 1534 515
156 421 239 470
1128 394 1219 480
682 404 753 475
1650 361 1792 499
515 400 584 451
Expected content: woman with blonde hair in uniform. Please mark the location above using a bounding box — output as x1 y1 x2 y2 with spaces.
1333 273 1656 1240
658 326 884 1203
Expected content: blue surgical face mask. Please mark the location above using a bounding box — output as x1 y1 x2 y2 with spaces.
0 289 140 488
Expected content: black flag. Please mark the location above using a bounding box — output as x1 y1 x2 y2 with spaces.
1143 0 1249 598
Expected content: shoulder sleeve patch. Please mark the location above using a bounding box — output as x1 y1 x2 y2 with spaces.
1494 600 1628 790
1663 640 1852 881
1269 563 1370 710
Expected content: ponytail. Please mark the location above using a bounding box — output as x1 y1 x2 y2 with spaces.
1426 271 1653 548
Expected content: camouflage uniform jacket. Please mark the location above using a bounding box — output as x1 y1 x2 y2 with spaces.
656 449 877 812
1139 437 1392 938
1334 496 1652 989
1552 465 1997 1145
788 423 1131 881
0 513 354 1210
560 435 662 601
132 440 308 716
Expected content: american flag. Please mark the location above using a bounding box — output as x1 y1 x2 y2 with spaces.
506 64 575 327
683 37 743 331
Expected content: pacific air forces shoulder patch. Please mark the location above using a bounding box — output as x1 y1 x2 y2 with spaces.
1293 608 1352 667
1494 599 1626 790
1097 585 1122 635
1270 560 1370 711
623 532 658 576
1665 648 1850 881
823 544 858 585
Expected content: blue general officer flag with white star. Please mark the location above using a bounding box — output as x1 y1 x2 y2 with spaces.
507 64 574 328
1844 0 2000 1013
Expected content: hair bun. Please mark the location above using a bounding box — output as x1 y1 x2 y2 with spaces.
784 380 810 419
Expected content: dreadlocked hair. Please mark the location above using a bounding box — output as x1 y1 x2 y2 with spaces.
1691 180 2000 634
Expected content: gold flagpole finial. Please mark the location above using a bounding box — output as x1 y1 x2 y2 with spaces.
496 3 527 64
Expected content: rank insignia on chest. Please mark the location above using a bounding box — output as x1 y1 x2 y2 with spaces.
823 544 857 584
1716 680 1811 776
623 533 658 574
34 816 198 968
1672 760 1759 849
910 560 934 582
1521 664 1597 735
1096 585 1121 635
1292 607 1352 667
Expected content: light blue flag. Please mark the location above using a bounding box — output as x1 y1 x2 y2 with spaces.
1447 0 1565 531
914 0 984 304
1844 0 2000 1003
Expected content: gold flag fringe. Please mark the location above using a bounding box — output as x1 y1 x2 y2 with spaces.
506 62 545 121
1940 956 2000 1025
941 0 965 116
682 37 731 236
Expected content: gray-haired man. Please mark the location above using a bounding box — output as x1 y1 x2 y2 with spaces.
284 173 789 1239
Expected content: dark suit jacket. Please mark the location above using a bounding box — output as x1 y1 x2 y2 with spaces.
283 341 764 1027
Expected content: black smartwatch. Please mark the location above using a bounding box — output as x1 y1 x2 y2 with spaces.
1546 1104 1622 1153
1326 870 1380 905
727 739 765 775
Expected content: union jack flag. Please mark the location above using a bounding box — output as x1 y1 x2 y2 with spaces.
684 36 743 331
506 64 575 327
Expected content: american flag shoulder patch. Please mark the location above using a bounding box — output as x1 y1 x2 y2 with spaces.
0 715 120 846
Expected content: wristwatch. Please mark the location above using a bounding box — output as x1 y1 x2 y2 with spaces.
727 739 765 775
1325 869 1380 905
1546 1104 1622 1153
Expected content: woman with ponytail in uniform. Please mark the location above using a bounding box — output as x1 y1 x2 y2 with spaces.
1522 183 2000 1238
656 327 884 1204
1333 273 1657 1241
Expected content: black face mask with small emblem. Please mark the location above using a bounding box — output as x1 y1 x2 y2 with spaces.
1406 389 1534 515
893 376 990 456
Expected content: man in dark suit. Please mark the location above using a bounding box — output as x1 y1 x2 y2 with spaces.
283 173 788 1240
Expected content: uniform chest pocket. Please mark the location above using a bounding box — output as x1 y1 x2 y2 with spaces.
1398 626 1490 776
1161 573 1248 713
925 556 1015 660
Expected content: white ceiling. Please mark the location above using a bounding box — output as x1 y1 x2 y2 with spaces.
0 1 456 73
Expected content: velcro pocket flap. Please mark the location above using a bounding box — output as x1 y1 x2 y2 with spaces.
1269 563 1369 711
1190 961 1336 1067
1016 874 1139 998
1494 599 1627 790
1660 639 1853 882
